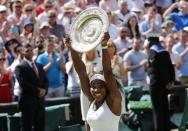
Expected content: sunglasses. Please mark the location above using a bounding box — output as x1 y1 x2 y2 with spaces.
49 15 56 18
15 5 22 8
0 11 6 14
45 5 52 9
25 9 33 12
0 58 5 61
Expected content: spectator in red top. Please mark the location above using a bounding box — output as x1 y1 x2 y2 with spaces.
0 51 13 103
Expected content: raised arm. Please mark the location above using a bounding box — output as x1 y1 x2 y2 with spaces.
101 32 121 113
65 36 94 102
163 2 179 18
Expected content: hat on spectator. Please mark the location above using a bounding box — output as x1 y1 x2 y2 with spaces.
47 9 57 17
183 27 188 32
74 7 83 14
161 20 174 28
62 2 76 13
11 0 22 3
23 18 33 27
131 7 142 13
0 5 7 12
44 0 53 6
39 21 51 29
144 0 153 4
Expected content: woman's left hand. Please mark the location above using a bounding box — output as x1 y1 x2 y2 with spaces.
101 32 110 46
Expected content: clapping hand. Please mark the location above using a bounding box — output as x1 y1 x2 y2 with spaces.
139 59 148 66
48 52 54 63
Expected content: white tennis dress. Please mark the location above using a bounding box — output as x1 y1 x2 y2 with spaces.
86 101 120 131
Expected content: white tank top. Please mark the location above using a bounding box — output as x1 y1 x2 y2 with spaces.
86 101 120 131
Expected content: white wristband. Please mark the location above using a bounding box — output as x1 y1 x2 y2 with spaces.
102 46 108 50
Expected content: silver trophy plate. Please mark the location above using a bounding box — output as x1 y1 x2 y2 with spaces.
70 7 109 53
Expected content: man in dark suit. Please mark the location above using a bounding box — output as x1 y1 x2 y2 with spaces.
15 44 48 131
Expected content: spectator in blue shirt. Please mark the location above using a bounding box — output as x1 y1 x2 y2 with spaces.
163 1 188 32
36 36 66 97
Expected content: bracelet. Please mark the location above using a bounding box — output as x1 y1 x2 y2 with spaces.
102 46 108 49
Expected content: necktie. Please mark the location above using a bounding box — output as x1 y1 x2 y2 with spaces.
32 62 39 78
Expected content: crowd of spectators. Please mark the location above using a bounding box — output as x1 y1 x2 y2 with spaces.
0 0 188 104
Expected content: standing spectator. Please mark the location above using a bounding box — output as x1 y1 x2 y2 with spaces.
20 3 36 25
65 53 80 97
36 37 66 98
8 45 23 101
147 35 175 131
114 0 133 26
0 52 13 103
166 35 181 83
60 3 76 34
20 18 35 44
163 0 188 32
139 8 161 37
47 10 66 41
125 15 141 39
107 40 126 85
161 19 174 37
126 0 144 11
0 5 11 41
156 0 173 14
99 0 119 11
15 44 48 131
172 27 188 84
106 11 119 40
4 38 20 66
36 0 54 24
123 38 148 87
113 26 132 58
8 0 22 26
22 0 37 7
